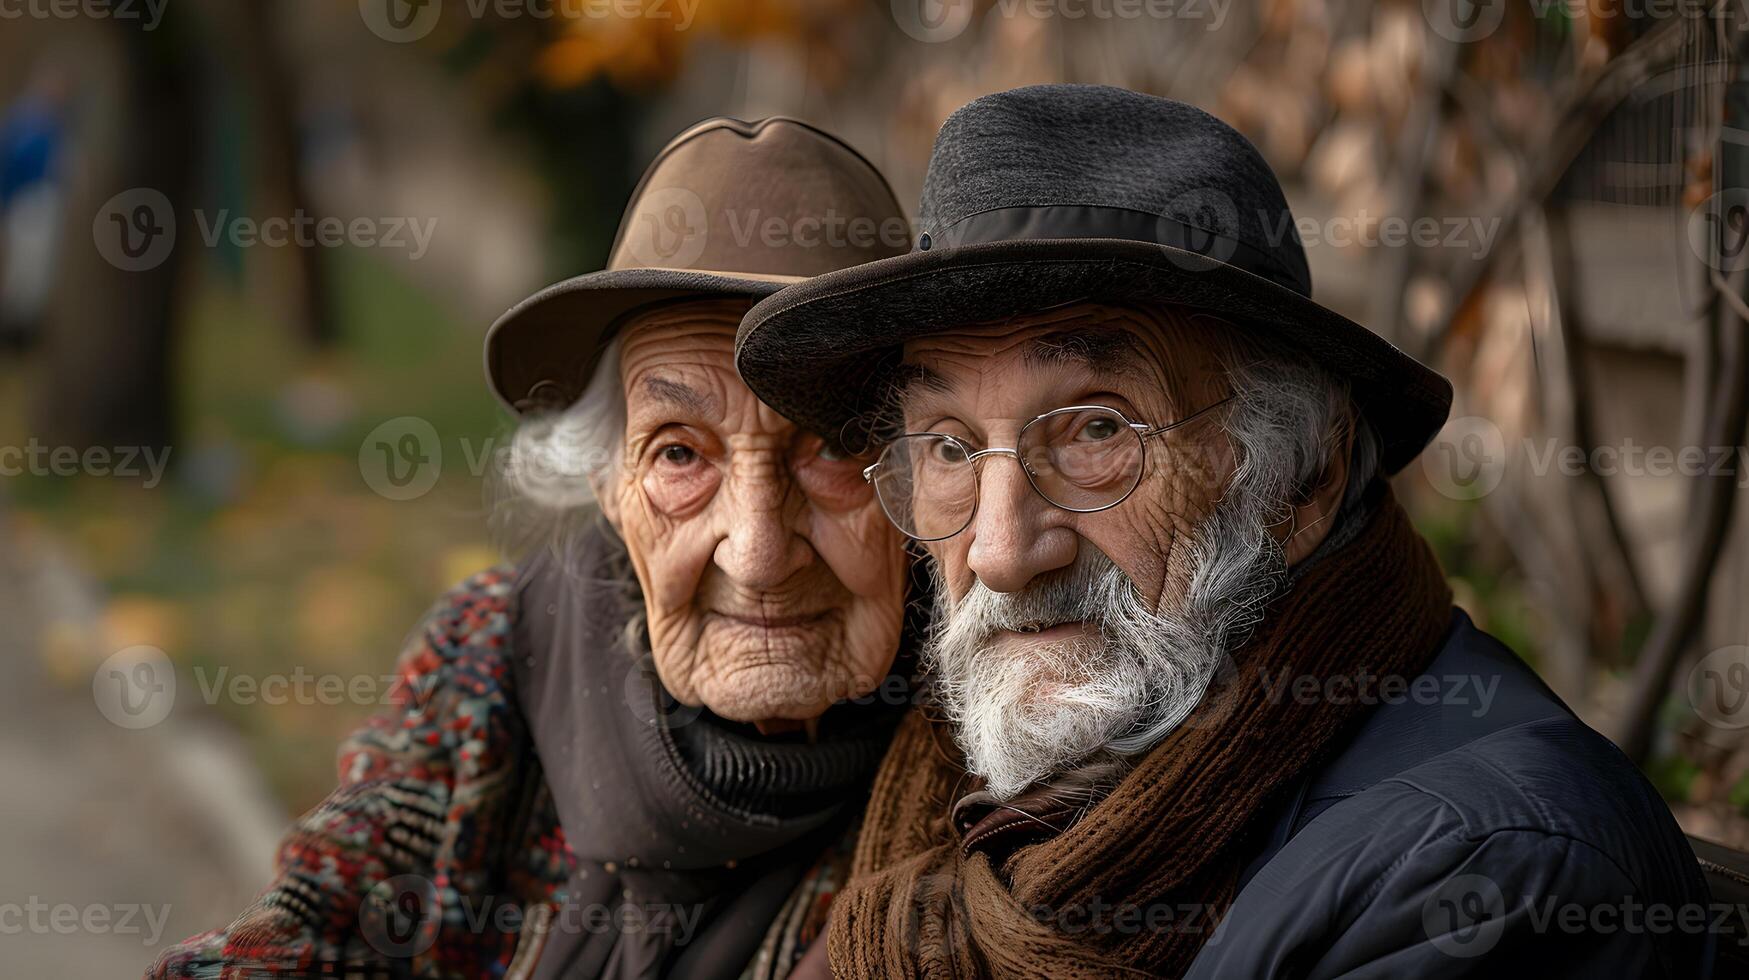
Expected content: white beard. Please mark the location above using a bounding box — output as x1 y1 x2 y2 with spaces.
924 498 1285 801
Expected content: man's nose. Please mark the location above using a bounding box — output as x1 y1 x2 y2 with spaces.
715 450 811 589
964 455 1075 594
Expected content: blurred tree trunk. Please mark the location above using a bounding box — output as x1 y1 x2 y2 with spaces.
231 0 335 347
32 16 203 456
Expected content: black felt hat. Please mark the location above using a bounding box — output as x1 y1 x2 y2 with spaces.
735 85 1452 473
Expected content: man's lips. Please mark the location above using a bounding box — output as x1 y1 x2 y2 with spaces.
997 620 1092 642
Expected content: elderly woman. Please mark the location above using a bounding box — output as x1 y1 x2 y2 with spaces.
149 117 915 980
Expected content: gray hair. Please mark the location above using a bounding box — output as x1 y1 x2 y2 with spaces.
486 336 627 561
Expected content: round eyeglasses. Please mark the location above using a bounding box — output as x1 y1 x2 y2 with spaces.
861 398 1233 541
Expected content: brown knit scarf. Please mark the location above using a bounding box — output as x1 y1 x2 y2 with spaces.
828 488 1452 979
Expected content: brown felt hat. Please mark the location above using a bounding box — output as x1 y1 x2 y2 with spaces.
485 116 909 413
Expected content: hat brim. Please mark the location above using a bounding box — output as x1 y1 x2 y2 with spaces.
736 238 1451 474
486 267 800 412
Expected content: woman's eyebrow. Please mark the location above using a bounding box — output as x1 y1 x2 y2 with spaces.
640 375 714 415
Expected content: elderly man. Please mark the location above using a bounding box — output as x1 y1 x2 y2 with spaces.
737 85 1712 978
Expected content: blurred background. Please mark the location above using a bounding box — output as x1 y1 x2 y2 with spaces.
2 0 1748 973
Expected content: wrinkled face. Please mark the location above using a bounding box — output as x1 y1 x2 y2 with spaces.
600 300 908 727
898 303 1247 797
902 303 1235 619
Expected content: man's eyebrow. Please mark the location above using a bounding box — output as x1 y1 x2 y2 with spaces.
1023 329 1143 375
892 363 953 400
640 376 714 414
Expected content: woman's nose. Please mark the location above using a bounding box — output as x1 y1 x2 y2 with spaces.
714 451 811 589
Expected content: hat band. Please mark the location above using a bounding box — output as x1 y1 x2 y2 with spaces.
926 204 1308 296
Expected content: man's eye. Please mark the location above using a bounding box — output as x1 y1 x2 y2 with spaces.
659 445 697 466
818 442 849 462
933 440 969 464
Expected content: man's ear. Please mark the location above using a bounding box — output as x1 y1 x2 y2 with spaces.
1283 413 1355 567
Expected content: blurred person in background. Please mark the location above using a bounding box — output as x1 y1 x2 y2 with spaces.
150 117 920 980
738 85 1712 979
0 58 70 352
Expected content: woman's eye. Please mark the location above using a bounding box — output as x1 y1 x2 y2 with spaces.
659 445 697 466
1078 418 1121 442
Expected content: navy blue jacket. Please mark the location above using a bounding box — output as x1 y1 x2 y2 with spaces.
1185 609 1715 979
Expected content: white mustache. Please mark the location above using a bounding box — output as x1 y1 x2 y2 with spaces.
941 549 1135 642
